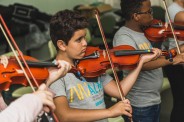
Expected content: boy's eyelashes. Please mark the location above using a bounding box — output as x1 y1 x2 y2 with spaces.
76 36 85 42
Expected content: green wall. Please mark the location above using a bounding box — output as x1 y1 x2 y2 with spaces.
0 0 98 14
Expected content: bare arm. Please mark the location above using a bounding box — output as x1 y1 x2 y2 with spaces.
54 96 132 122
142 41 184 70
141 37 184 70
174 11 184 23
104 56 145 98
180 44 184 52
142 51 184 70
142 56 172 70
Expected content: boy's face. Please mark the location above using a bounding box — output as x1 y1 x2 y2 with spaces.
65 29 87 60
135 0 153 26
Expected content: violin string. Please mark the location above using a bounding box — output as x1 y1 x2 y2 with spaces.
0 23 35 92
0 15 59 122
94 10 125 101
162 0 181 54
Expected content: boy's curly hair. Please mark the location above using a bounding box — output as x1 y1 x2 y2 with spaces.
50 9 88 50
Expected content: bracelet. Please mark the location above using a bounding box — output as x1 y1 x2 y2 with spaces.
165 52 173 62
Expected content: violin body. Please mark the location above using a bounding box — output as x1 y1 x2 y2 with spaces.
77 45 140 78
0 55 49 91
144 19 184 42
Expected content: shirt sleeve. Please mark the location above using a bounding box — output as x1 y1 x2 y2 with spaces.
0 94 42 122
49 78 66 98
100 74 113 86
113 34 137 48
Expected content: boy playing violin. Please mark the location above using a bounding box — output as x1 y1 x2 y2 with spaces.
48 9 161 122
113 0 184 122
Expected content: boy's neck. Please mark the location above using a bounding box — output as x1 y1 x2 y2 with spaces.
125 21 143 32
56 53 75 66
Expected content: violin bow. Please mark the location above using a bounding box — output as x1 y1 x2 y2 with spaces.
94 9 133 122
162 0 181 54
93 9 125 100
0 15 59 122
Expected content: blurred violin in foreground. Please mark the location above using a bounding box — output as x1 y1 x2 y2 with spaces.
144 19 184 42
0 55 78 91
0 55 48 91
0 14 59 122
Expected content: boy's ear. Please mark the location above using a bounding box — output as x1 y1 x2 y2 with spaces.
57 40 67 51
133 13 140 21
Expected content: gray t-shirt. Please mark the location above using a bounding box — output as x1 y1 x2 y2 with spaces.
113 26 163 107
49 73 113 122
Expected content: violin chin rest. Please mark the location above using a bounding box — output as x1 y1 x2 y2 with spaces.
12 86 35 98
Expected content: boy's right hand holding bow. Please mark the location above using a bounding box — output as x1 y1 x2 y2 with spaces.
108 99 132 118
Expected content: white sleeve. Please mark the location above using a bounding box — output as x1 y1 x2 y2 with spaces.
0 94 43 122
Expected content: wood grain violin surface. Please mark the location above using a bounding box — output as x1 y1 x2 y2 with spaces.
144 19 184 42
0 55 49 91
77 45 177 78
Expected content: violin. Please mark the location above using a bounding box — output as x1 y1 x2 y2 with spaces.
0 55 49 91
145 0 181 54
144 19 184 42
77 45 177 78
144 20 184 42
0 55 79 91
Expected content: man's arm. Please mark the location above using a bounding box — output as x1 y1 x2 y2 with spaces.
0 94 42 122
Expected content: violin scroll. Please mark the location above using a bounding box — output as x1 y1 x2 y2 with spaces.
162 49 177 62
